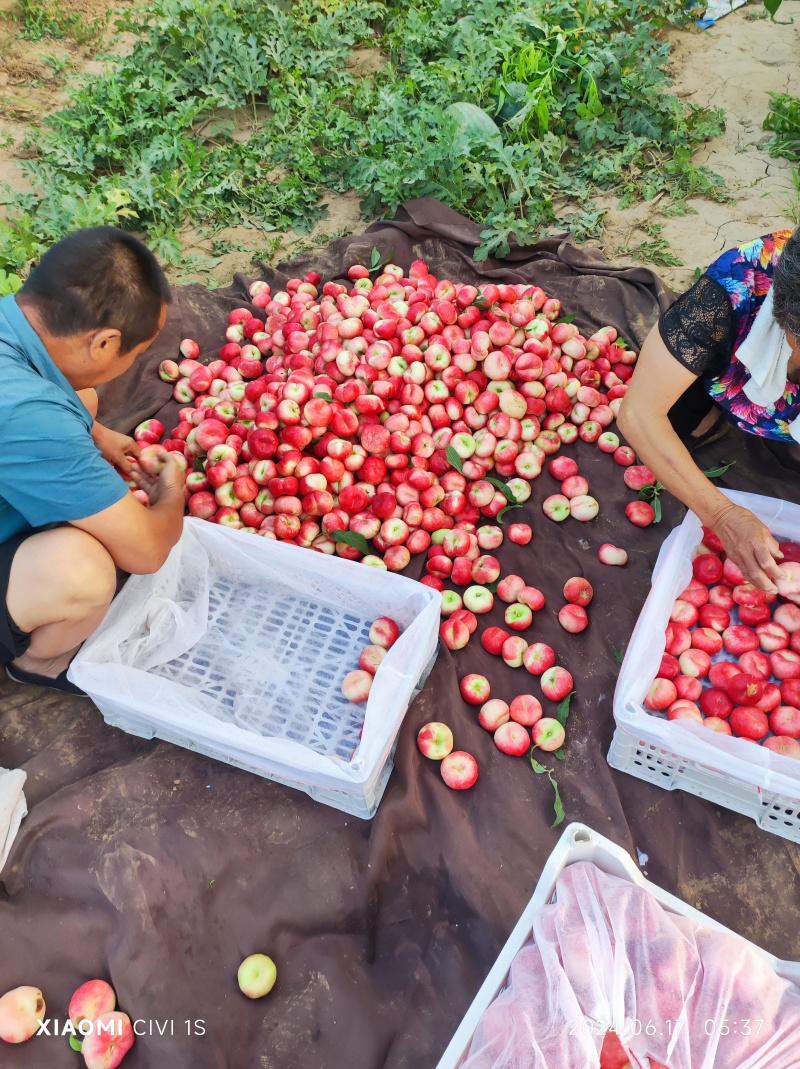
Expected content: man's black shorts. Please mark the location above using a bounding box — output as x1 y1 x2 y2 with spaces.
0 531 33 663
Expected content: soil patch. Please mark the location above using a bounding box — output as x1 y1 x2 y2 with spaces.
599 4 800 291
0 2 798 287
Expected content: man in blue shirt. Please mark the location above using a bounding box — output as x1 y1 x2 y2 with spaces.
0 226 185 694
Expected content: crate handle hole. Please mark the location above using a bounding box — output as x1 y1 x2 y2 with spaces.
572 828 592 845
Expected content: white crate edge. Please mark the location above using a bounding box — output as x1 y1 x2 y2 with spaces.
102 707 396 819
70 519 441 802
98 648 437 820
612 488 800 804
607 727 800 843
435 822 800 1069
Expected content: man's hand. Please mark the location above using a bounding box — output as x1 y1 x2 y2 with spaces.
711 503 784 593
71 450 186 574
92 421 141 474
129 452 185 506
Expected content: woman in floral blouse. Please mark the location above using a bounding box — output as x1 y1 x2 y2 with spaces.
619 228 800 593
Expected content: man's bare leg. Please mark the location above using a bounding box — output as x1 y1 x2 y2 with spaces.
6 527 116 678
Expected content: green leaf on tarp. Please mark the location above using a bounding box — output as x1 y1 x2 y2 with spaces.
69 1036 83 1052
446 445 464 473
556 690 574 727
331 530 370 554
639 480 664 524
486 477 515 501
616 339 627 349
497 503 523 524
613 646 625 665
369 246 396 272
702 460 735 478
531 755 565 827
556 313 576 325
554 748 566 761
486 577 501 594
550 777 565 826
313 391 333 402
445 102 502 146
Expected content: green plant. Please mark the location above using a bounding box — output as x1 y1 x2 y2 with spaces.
763 0 784 17
623 221 685 268
252 238 286 264
788 169 800 227
764 92 800 225
0 187 138 274
0 0 727 276
764 93 800 164
0 269 23 296
173 253 224 285
12 0 106 44
43 52 70 77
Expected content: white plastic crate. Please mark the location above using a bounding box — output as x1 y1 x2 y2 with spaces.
610 489 800 843
435 822 800 1069
69 519 440 819
608 732 800 841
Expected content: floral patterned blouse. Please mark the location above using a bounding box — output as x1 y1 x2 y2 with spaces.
659 230 795 440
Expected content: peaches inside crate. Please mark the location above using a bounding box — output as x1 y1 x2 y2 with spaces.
610 489 800 839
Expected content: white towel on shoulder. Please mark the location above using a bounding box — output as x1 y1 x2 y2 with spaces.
0 768 27 874
736 289 797 437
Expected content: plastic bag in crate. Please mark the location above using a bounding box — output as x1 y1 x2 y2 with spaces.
460 862 800 1069
70 519 440 792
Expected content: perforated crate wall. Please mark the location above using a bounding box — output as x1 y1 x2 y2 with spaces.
150 577 373 761
608 728 800 844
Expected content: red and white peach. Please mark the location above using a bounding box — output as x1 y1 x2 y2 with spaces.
460 674 491 704
531 717 566 751
494 721 531 756
417 722 454 759
440 751 478 789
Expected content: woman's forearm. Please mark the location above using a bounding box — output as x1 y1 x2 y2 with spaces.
616 324 783 591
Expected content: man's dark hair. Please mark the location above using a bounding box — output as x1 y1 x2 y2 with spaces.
773 227 800 341
19 226 171 354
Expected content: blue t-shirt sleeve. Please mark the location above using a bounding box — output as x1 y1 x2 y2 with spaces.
1 394 128 527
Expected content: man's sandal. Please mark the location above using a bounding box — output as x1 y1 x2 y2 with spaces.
6 662 87 697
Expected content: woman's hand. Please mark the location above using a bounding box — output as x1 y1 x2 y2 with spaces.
710 503 784 593
92 422 140 474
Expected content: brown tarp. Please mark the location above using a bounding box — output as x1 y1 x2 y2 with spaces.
1 200 799 1069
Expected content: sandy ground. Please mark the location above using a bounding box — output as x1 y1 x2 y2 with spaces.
1 1 798 289
599 2 800 290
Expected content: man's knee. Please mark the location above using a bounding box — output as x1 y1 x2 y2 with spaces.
59 529 117 609
7 527 116 635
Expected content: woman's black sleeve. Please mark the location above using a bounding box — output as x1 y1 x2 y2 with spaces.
658 274 734 378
